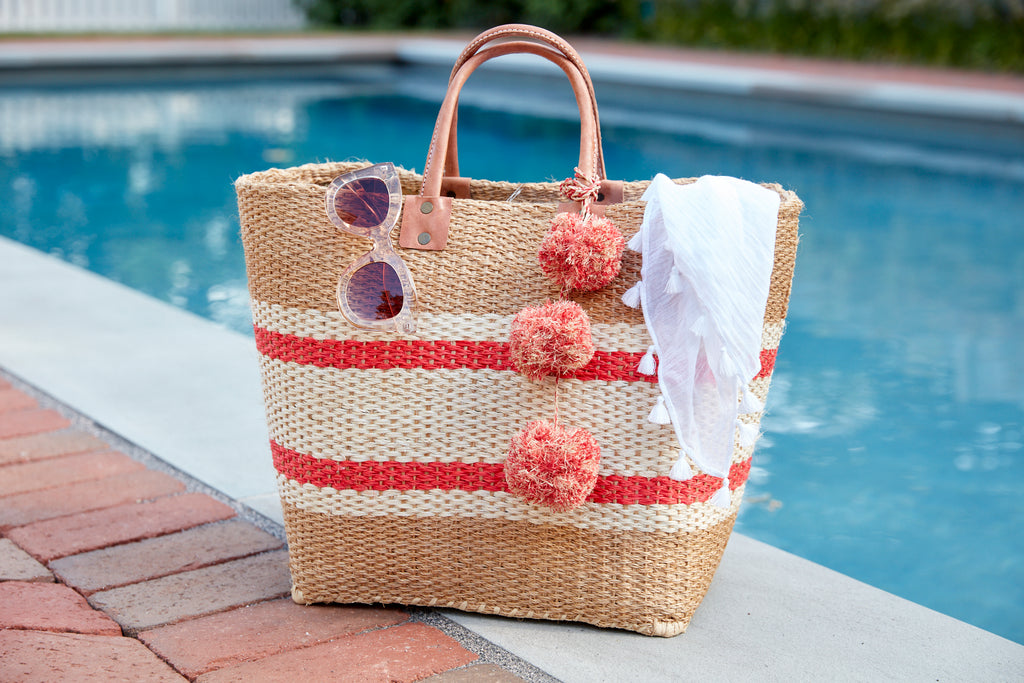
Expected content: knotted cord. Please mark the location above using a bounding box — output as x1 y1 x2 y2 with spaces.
559 167 602 214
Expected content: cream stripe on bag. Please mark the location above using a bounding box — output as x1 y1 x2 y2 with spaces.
278 477 741 534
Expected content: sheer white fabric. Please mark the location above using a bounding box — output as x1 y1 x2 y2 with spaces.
625 174 780 487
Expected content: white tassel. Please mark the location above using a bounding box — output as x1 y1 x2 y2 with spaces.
648 395 671 424
710 479 731 508
669 457 694 481
688 315 707 337
739 387 764 414
718 347 738 379
637 345 657 375
737 421 759 447
665 268 685 295
627 229 643 252
621 281 643 309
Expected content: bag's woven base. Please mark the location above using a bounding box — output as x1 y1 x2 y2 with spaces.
283 499 740 637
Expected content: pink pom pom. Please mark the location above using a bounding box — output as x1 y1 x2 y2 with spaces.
505 420 601 511
539 212 625 292
509 300 595 381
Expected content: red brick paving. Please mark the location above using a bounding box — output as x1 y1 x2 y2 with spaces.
0 450 144 497
0 429 108 466
139 599 408 678
0 630 187 681
51 519 281 594
89 550 293 632
194 622 478 683
0 538 52 582
0 388 37 413
0 468 185 530
0 581 121 635
0 408 70 439
7 492 236 562
0 383 517 680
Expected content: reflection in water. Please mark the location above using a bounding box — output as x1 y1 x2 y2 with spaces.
0 82 354 332
0 88 315 154
0 76 1022 643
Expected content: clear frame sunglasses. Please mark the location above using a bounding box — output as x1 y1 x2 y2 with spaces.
325 162 418 334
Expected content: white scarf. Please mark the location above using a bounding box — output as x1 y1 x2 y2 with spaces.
623 174 780 505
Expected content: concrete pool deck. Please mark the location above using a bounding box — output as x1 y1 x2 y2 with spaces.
2 34 1024 680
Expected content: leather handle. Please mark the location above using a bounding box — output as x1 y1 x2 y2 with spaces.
450 24 588 78
426 41 601 194
443 24 607 180
397 27 610 250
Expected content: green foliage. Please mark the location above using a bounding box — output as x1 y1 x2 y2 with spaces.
635 0 1024 71
295 0 1024 72
294 0 636 34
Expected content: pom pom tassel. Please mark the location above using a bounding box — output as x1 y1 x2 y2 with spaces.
539 212 625 293
509 301 596 381
737 420 760 447
710 478 732 508
648 395 671 424
505 420 601 512
622 281 643 309
637 345 658 375
626 229 643 252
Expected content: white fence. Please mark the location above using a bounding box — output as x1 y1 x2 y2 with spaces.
0 0 307 33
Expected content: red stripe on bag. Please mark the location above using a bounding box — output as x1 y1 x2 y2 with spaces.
254 327 658 383
757 349 776 379
271 441 751 506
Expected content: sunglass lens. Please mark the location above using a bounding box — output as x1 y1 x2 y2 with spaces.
334 177 389 229
346 261 404 321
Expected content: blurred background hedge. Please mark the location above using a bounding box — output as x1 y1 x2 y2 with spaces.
296 0 1024 72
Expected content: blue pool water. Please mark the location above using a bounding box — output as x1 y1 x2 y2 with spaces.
1 68 1022 643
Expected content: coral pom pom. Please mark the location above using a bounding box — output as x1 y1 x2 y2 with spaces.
505 420 601 511
539 212 625 292
509 300 596 381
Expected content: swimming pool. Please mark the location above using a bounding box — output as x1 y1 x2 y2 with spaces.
1 66 1022 644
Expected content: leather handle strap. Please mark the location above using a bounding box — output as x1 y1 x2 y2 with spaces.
443 24 607 180
399 39 604 251
450 24 588 79
425 41 601 195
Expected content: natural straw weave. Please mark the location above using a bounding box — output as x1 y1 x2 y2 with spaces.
236 161 801 636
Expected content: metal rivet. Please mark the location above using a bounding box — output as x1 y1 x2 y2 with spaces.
417 232 431 245
420 201 434 214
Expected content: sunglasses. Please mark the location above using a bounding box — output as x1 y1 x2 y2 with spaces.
325 163 418 334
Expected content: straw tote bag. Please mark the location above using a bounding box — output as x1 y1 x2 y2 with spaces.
235 24 801 637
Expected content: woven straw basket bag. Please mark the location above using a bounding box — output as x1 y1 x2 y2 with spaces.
236 24 801 637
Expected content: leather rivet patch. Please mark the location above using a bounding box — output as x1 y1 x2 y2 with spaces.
398 196 451 251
